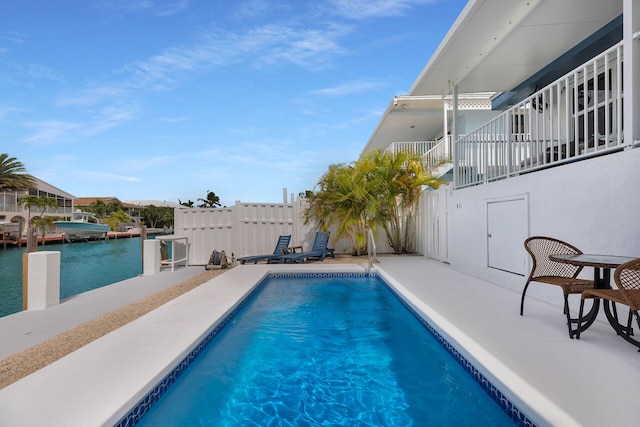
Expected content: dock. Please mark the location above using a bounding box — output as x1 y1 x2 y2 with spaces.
1 229 169 249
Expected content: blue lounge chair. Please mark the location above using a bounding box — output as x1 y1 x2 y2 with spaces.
281 231 332 263
238 235 291 264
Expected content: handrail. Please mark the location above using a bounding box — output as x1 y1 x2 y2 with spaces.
422 136 454 172
386 140 438 158
367 228 377 268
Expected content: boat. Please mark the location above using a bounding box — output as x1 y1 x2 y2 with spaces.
54 212 109 238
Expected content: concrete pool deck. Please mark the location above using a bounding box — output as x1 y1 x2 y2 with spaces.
0 266 208 360
0 257 638 426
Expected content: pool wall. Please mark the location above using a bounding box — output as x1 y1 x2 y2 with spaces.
117 270 536 427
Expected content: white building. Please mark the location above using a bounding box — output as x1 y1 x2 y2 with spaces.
361 0 640 305
0 178 75 238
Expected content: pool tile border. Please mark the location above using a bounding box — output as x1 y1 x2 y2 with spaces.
378 274 536 427
114 275 265 427
116 271 535 427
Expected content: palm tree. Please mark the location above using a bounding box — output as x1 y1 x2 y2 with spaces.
87 200 108 217
33 215 59 247
0 153 36 191
143 205 174 228
197 190 221 208
304 149 442 255
364 149 442 254
18 195 59 252
106 200 123 215
104 209 133 232
304 163 372 255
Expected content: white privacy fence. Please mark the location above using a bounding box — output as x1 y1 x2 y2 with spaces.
456 41 627 188
174 196 396 265
174 199 308 265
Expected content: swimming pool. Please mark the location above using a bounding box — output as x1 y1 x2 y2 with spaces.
121 273 531 426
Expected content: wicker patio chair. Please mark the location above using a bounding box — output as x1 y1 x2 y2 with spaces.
576 258 640 350
521 236 594 337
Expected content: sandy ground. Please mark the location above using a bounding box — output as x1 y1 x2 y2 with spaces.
0 255 368 390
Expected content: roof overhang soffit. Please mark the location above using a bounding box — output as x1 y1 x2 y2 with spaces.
409 0 624 97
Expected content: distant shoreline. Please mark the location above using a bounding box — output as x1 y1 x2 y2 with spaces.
0 228 170 248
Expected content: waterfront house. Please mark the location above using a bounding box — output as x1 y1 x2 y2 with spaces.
361 0 640 307
0 177 74 239
74 197 142 228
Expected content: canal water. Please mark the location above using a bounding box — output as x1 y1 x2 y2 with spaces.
0 238 143 318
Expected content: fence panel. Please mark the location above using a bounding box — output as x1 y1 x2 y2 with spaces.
174 199 304 265
235 202 294 259
174 208 234 265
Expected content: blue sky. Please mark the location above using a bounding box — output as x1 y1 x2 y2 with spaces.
1 0 465 207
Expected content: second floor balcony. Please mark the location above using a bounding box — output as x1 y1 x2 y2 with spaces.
387 41 638 189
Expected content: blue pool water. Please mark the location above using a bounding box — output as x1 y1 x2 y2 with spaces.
0 238 143 317
134 274 518 426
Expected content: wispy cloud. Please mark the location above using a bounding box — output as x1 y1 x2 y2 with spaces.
231 0 275 20
0 106 21 120
158 116 189 123
23 102 138 143
12 63 63 81
331 108 384 129
23 120 82 143
125 22 350 89
56 86 127 108
97 0 190 16
118 154 174 171
0 31 28 44
328 0 436 20
86 103 139 135
155 0 190 16
311 80 383 96
264 24 349 68
80 171 141 182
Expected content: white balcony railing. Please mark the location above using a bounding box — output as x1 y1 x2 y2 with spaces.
455 41 627 189
386 138 454 177
423 136 453 172
386 140 440 158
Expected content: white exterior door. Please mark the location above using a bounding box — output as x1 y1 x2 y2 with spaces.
425 186 450 263
486 195 528 275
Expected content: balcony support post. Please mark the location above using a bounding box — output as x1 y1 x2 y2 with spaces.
452 83 459 187
506 111 513 177
624 0 640 147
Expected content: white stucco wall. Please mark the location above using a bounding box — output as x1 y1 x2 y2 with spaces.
446 147 640 307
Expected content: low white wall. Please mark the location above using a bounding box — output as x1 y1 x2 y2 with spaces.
27 251 60 310
446 148 640 307
143 240 161 275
